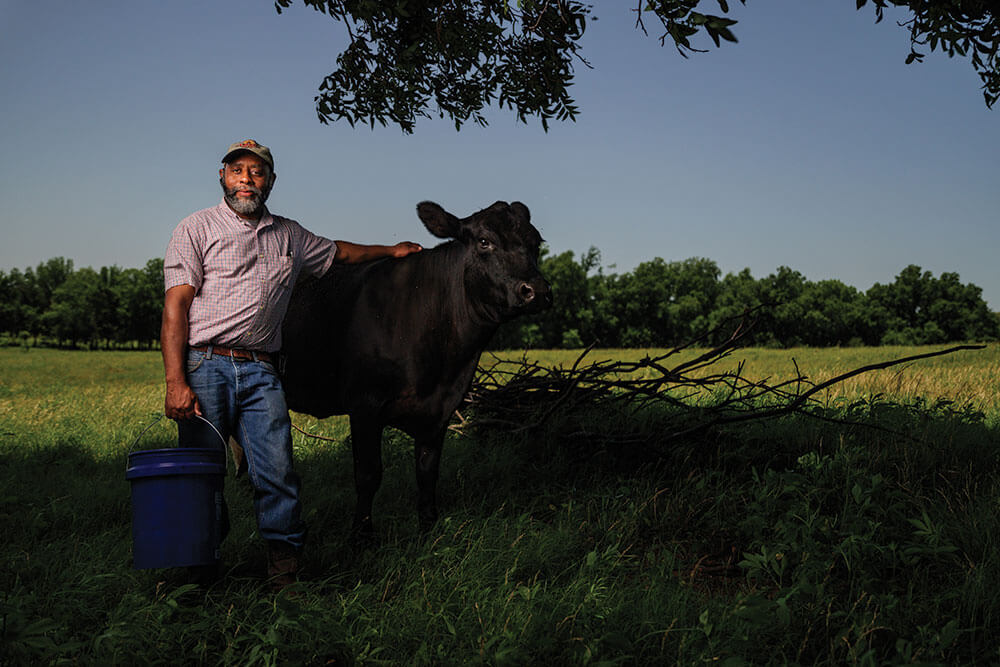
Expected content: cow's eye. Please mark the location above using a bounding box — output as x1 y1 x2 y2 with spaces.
478 238 493 251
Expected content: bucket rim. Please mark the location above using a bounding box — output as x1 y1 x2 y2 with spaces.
125 449 227 480
128 446 226 455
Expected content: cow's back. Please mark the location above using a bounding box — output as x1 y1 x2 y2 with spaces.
281 245 482 429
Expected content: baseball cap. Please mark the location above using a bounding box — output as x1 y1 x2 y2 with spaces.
222 139 274 171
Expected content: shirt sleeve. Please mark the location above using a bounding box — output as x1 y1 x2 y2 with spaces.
163 219 204 292
295 224 338 280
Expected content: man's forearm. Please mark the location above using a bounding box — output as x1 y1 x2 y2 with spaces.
161 285 201 419
161 299 189 384
334 240 423 264
161 285 196 384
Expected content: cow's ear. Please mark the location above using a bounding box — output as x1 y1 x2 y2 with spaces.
510 202 530 224
417 201 462 239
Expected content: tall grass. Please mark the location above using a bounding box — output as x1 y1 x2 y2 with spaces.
2 346 999 664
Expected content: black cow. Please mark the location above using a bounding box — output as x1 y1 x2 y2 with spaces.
281 201 551 535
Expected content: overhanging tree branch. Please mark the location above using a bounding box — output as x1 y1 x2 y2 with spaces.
275 0 997 132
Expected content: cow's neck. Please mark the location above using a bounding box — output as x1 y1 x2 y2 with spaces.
430 242 503 352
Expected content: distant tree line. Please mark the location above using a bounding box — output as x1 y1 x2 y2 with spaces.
0 258 164 349
1 252 997 350
493 249 1000 349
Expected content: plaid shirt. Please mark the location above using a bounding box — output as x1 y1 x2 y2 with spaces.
164 200 337 352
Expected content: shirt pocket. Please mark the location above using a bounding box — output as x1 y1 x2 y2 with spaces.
275 254 295 288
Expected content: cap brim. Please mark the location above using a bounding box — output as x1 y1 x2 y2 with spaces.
222 149 273 170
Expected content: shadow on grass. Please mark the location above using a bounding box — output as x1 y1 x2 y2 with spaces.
7 397 993 576
429 397 1000 664
3 398 1000 664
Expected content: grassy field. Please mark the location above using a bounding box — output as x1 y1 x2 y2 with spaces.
2 345 999 664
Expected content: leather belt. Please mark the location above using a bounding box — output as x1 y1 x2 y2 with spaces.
190 345 274 363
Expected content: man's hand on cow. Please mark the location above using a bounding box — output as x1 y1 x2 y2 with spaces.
391 241 423 258
165 379 203 420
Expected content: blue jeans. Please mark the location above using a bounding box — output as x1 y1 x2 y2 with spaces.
178 349 306 550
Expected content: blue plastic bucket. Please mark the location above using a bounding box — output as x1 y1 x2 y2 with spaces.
126 446 226 569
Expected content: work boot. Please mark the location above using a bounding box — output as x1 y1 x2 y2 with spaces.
266 541 300 592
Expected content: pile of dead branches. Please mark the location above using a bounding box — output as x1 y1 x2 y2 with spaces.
459 310 984 451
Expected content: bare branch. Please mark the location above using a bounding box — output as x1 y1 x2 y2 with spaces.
461 308 987 456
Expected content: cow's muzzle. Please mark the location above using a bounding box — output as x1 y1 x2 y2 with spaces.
518 279 552 311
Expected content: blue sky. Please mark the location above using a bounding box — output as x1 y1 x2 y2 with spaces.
1 1 997 308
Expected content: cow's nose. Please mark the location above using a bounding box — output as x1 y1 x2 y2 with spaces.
518 282 535 303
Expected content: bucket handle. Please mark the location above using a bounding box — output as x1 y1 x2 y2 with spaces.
128 413 228 455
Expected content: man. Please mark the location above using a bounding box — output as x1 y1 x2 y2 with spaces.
162 139 421 589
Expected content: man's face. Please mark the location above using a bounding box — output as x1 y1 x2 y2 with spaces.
219 153 274 219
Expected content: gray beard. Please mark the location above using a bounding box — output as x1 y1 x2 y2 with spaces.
221 180 269 218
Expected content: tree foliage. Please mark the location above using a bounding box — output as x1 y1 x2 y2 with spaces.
0 253 994 350
275 0 590 132
863 0 999 106
274 0 998 132
0 258 163 349
496 250 999 349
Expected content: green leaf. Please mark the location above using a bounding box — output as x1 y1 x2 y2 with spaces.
939 619 960 648
707 26 721 48
718 27 738 43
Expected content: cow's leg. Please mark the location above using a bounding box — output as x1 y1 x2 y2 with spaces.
414 428 446 532
350 415 384 539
